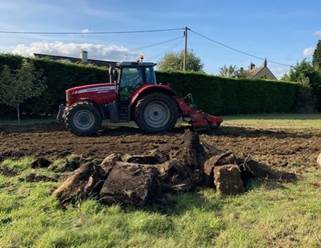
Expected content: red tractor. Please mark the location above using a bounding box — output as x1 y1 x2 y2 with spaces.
57 61 222 135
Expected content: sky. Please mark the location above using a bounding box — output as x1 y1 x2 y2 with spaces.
0 0 321 78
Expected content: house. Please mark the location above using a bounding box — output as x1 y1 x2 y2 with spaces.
246 59 277 80
34 50 117 68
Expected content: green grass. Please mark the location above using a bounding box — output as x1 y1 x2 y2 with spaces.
1 113 320 130
0 158 321 248
222 114 321 129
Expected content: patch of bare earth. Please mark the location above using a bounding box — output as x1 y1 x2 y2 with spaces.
0 123 320 171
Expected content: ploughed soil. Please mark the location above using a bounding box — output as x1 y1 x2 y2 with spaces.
0 123 320 170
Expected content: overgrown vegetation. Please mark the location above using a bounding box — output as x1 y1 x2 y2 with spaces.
0 157 320 247
0 54 302 117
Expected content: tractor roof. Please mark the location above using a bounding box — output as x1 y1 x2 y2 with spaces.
117 61 156 67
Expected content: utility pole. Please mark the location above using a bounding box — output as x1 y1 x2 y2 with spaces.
183 26 189 72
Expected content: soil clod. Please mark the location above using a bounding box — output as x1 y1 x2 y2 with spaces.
0 166 19 177
31 157 51 168
100 163 159 206
24 173 58 183
214 164 245 195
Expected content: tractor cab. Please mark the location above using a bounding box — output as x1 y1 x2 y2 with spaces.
109 62 157 100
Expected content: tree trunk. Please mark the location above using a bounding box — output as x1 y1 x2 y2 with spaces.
16 103 21 125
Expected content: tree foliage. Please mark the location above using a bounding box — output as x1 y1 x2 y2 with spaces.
282 60 320 112
218 65 250 79
219 65 239 78
157 50 203 72
0 60 46 122
282 60 314 83
313 40 321 69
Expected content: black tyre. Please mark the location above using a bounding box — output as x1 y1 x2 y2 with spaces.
65 101 101 136
135 93 178 133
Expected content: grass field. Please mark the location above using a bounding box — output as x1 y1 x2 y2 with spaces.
1 113 321 129
1 115 321 248
223 114 321 129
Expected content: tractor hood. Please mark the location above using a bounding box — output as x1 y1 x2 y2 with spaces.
65 83 117 107
66 83 116 95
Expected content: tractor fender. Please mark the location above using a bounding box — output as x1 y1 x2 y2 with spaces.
129 84 177 118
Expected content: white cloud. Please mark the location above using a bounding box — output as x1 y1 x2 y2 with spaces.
314 30 321 36
81 29 89 34
11 41 138 61
303 47 315 57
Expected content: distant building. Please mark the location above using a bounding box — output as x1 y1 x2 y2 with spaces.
34 50 117 67
246 59 277 80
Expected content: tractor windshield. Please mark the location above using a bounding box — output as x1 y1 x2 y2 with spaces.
120 67 143 88
144 67 156 84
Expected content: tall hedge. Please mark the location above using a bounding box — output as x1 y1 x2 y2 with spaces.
0 54 300 116
157 72 300 115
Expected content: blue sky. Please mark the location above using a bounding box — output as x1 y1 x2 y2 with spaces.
0 0 320 77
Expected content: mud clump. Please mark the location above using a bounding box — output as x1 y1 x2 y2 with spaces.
0 166 19 177
52 130 296 207
214 164 245 195
52 162 106 206
31 157 51 168
100 163 159 207
23 173 58 183
49 154 82 172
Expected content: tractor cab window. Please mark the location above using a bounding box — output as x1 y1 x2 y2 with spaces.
119 67 143 99
120 67 143 87
144 67 156 84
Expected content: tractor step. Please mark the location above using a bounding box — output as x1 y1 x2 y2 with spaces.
119 100 130 122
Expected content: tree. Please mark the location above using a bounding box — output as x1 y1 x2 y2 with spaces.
0 60 46 124
313 40 321 69
218 65 250 79
219 65 239 78
281 60 318 112
281 59 314 83
158 50 203 72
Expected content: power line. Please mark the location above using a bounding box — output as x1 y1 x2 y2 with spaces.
131 35 183 52
189 28 293 67
0 28 184 35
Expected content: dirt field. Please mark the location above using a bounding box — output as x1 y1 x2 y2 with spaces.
1 122 320 171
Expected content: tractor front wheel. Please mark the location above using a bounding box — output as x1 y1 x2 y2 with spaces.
135 93 178 133
65 102 101 136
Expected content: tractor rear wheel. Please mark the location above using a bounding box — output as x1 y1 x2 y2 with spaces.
135 93 178 133
65 102 101 136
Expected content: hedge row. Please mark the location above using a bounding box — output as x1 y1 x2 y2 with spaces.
0 54 300 116
157 72 300 115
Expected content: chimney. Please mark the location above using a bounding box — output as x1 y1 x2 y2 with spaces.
264 58 267 67
249 63 256 70
81 50 88 63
